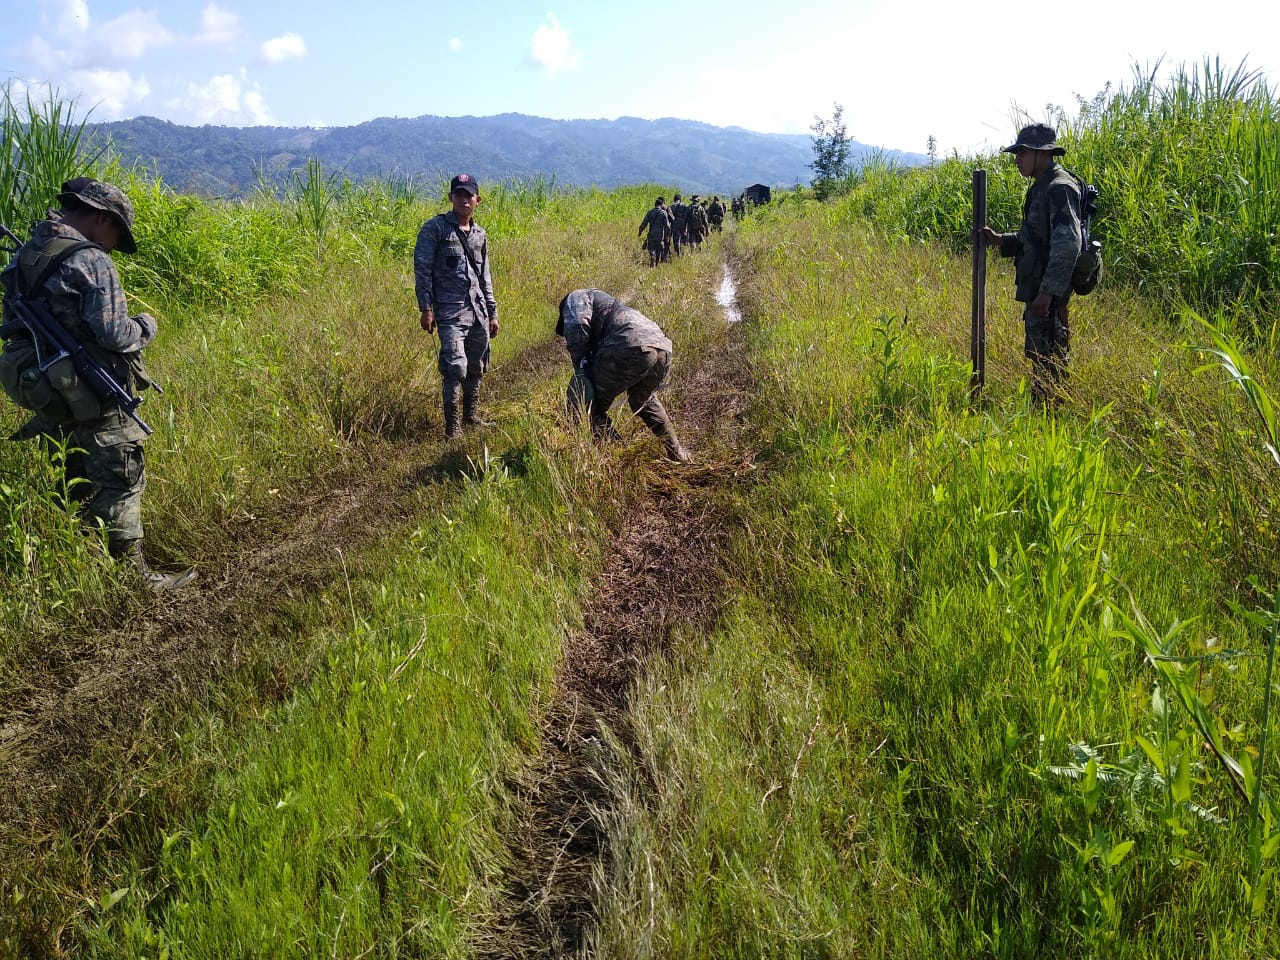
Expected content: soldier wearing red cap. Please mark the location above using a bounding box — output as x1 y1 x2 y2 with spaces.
413 173 500 438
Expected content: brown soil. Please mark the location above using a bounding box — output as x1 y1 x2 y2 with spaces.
478 278 757 958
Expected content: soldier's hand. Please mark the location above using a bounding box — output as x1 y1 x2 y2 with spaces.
980 226 1003 247
489 317 499 339
420 308 436 334
1032 292 1053 317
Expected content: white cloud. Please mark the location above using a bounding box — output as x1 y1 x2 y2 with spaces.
101 8 173 63
51 0 90 36
528 13 580 76
196 2 241 44
449 37 463 52
166 71 274 125
260 33 306 64
70 68 152 117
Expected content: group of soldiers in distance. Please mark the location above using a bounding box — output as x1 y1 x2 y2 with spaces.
638 192 735 266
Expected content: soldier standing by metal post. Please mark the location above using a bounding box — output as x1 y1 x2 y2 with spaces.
0 178 195 590
980 124 1082 405
414 173 500 439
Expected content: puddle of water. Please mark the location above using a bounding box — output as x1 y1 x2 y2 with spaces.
715 269 742 323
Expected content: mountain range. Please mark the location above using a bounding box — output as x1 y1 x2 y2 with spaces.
83 113 928 198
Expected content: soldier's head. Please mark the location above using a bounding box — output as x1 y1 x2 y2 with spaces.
56 177 137 254
449 173 481 219
1002 123 1064 178
655 196 665 206
673 193 682 202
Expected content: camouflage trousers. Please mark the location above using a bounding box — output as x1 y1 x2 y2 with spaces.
437 308 491 386
44 407 147 552
1023 299 1071 402
588 345 676 441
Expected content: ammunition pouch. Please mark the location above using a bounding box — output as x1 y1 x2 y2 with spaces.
0 336 104 424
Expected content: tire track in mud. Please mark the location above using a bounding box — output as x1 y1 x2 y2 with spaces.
479 258 757 958
0 337 567 831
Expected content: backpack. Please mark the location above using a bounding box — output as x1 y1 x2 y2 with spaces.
1067 173 1102 296
0 236 104 422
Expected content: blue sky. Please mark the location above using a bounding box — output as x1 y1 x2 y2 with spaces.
3 0 1278 156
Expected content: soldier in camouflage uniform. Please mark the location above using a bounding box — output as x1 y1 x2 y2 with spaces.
638 197 671 267
708 196 725 232
669 193 690 256
981 123 1082 403
686 196 709 250
414 173 500 438
556 288 691 463
0 178 195 590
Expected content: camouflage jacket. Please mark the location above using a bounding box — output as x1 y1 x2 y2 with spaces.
413 212 498 322
639 206 671 243
997 162 1082 302
559 289 672 368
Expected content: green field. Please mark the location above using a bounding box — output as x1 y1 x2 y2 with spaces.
1 64 1279 958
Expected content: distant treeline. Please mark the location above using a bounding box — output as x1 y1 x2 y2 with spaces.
81 112 927 199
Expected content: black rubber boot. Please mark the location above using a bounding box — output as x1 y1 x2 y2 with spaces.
462 377 490 427
443 381 461 439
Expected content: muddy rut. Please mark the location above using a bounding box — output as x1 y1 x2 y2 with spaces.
0 262 758 958
480 270 756 958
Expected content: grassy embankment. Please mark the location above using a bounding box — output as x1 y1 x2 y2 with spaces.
585 62 1280 958
0 92 733 957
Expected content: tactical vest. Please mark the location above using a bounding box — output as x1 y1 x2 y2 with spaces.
0 237 108 423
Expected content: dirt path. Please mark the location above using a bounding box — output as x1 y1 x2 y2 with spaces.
479 261 757 958
0 338 566 830
0 254 758 959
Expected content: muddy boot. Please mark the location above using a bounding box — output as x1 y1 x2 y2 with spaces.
461 377 490 428
442 381 461 439
662 430 692 463
591 415 623 443
121 540 197 592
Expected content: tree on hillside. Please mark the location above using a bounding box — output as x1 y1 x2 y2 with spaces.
809 103 850 201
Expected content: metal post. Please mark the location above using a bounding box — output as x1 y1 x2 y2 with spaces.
970 169 987 397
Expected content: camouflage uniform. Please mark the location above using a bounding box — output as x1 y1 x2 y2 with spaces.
638 202 671 267
669 196 689 255
1 212 155 555
556 288 689 462
708 198 725 231
686 200 709 249
992 126 1082 400
413 209 498 424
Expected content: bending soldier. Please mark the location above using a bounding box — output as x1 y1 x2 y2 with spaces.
414 173 500 438
557 288 691 463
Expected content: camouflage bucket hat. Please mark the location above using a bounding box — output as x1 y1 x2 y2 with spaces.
57 177 138 253
1002 123 1066 157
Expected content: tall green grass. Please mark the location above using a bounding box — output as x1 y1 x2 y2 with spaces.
845 58 1280 336
588 197 1280 957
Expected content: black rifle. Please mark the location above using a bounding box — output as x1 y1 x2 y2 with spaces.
0 224 155 435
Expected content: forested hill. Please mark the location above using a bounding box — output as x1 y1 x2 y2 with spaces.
84 112 928 197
